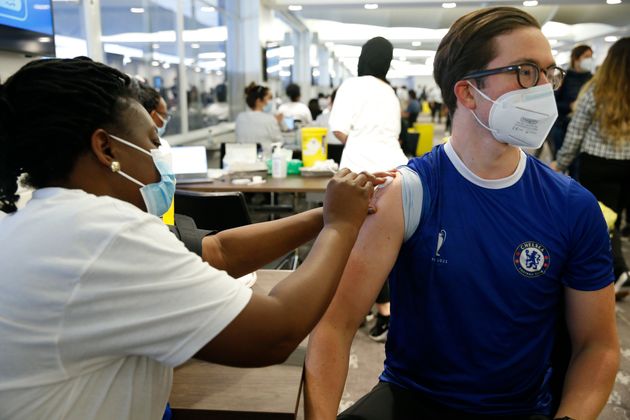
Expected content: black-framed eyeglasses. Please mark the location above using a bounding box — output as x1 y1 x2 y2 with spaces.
157 111 171 122
462 62 566 91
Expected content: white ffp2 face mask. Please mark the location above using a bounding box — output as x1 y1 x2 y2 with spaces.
468 82 558 149
579 57 594 73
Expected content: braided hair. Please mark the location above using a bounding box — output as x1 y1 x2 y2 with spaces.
0 57 134 213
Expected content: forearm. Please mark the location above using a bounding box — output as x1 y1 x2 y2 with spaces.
305 321 355 419
202 207 323 277
268 222 360 341
554 344 619 419
555 126 584 171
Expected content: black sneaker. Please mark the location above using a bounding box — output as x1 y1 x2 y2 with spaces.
369 314 389 342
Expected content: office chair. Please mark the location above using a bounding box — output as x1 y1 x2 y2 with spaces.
174 190 251 232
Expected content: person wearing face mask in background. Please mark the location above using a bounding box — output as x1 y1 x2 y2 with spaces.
278 83 313 125
133 78 172 137
549 45 593 165
305 7 618 420
0 57 386 420
553 38 630 300
235 82 283 159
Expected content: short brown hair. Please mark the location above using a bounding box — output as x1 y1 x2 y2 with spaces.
433 7 540 113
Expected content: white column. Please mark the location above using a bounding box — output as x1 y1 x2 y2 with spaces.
226 0 263 118
333 57 342 87
176 0 189 133
82 0 103 62
318 43 331 90
292 29 312 102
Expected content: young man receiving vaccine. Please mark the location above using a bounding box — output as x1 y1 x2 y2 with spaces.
305 7 619 420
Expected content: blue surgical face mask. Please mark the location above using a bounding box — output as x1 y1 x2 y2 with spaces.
155 113 170 137
262 102 273 113
108 134 176 216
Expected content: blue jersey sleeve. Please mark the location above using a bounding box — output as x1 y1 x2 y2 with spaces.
562 180 614 290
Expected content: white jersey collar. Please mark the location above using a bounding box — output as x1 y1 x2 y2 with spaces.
443 140 527 190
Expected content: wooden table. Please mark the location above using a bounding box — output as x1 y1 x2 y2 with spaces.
178 175 330 225
178 175 331 194
170 270 306 419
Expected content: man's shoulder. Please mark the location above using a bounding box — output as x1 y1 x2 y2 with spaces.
526 156 599 214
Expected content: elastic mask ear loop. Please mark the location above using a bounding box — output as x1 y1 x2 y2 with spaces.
466 81 498 134
108 134 153 187
110 162 145 187
109 134 153 157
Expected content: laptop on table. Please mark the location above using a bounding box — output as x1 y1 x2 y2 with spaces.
170 146 217 184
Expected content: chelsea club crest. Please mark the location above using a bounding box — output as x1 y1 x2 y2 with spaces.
513 241 550 277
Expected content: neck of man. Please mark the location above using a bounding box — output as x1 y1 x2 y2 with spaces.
449 108 522 180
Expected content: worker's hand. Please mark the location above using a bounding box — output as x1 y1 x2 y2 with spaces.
323 169 387 231
275 113 284 124
372 169 398 179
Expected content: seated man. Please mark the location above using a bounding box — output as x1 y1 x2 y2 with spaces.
305 7 619 420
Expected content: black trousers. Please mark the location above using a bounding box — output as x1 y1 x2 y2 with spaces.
375 280 390 304
579 153 630 228
338 382 551 420
578 153 630 277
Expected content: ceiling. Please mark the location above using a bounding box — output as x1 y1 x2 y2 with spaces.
268 0 630 28
50 0 629 79
264 0 629 77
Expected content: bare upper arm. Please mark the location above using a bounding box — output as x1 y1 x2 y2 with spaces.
565 284 618 351
333 131 348 143
322 173 405 331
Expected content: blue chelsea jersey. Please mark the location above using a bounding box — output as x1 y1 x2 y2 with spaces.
380 143 613 415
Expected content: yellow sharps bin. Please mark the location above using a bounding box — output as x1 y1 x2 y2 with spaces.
162 200 175 225
413 123 435 157
301 127 328 167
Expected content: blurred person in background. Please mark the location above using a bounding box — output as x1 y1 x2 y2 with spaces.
554 37 630 298
235 82 283 158
428 86 443 123
318 93 329 113
402 89 421 127
133 78 171 137
329 36 408 342
550 44 593 164
278 83 313 125
308 98 322 121
204 83 230 124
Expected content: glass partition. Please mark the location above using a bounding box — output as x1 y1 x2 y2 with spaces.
183 0 226 130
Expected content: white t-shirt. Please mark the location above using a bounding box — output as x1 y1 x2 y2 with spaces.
314 111 341 145
0 188 252 420
235 110 283 156
329 76 407 173
278 101 313 124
